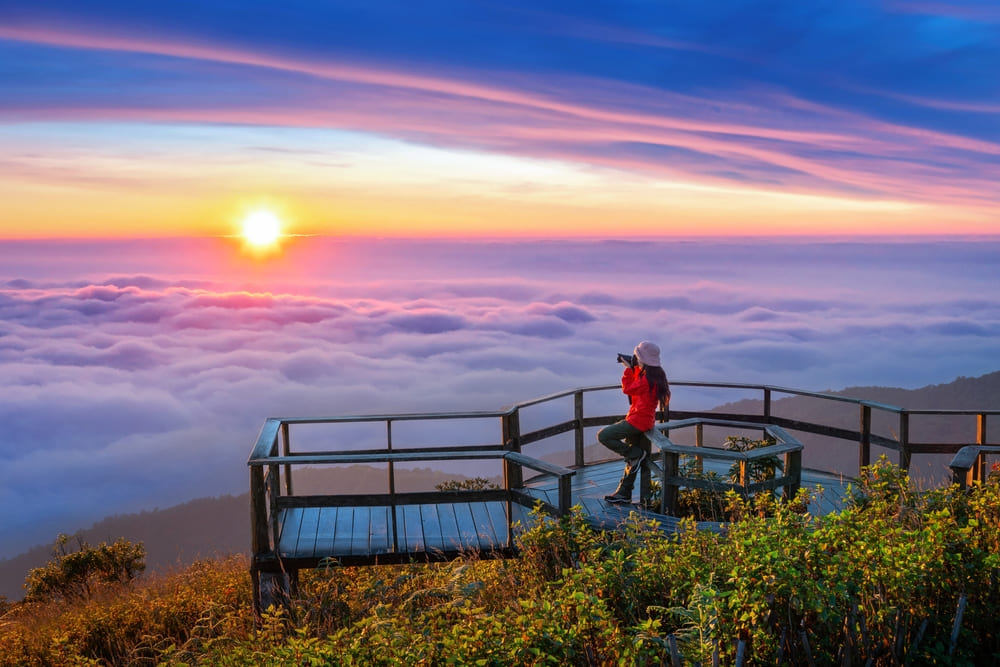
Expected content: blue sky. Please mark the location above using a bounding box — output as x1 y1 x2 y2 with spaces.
1 0 998 237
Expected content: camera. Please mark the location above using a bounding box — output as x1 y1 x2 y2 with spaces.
616 353 636 367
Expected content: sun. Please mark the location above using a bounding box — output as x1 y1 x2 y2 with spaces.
241 210 283 248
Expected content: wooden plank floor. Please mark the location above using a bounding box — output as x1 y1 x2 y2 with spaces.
274 459 853 564
521 457 852 517
276 501 531 562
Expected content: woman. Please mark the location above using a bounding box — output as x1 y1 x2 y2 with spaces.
599 341 670 504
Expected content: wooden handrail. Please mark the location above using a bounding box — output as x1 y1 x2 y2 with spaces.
647 418 804 515
250 448 575 485
249 418 282 461
950 446 1000 488
249 381 998 562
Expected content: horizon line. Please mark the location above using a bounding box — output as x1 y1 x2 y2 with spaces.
2 232 999 244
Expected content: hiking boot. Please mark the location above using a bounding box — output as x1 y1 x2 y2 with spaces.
604 493 632 504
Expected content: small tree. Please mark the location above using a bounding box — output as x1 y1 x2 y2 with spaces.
24 534 146 603
435 477 499 492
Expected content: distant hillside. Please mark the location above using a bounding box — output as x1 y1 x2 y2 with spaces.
708 371 1000 482
0 465 474 600
717 371 1000 414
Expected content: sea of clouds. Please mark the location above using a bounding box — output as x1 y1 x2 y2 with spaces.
1 236 998 558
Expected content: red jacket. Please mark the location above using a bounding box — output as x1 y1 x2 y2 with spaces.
621 366 659 432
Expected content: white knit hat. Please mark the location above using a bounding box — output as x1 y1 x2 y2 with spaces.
633 341 661 367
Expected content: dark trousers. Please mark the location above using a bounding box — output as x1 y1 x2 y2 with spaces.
598 420 648 497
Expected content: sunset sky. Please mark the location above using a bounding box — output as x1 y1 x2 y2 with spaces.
1 0 998 238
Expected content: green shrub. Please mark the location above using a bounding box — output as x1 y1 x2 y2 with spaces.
24 534 146 603
675 435 785 522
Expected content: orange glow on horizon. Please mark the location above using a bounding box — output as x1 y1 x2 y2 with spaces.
0 133 995 240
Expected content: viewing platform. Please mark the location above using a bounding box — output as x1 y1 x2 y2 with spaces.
248 381 999 612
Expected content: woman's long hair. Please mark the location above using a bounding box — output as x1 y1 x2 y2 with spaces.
643 365 671 408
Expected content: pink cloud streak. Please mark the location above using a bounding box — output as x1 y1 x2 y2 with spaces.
2 23 999 212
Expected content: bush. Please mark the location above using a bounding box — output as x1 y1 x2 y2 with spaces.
1 555 252 667
24 534 146 603
676 435 785 522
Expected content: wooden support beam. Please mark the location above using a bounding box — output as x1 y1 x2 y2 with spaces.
899 412 911 471
574 391 585 468
859 404 871 472
784 449 802 500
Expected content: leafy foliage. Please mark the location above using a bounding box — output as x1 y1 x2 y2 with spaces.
23 534 146 603
676 435 785 522
434 476 500 492
2 457 999 665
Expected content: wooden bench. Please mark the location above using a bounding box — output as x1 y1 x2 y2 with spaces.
645 418 803 515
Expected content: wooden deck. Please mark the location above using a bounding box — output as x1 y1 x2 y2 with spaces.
275 501 529 565
272 459 852 568
250 384 996 612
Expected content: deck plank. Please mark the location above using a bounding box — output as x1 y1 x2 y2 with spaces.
436 503 462 552
278 506 304 557
369 505 391 554
454 502 482 551
419 504 443 554
351 506 371 556
486 501 513 548
469 500 498 549
296 506 321 558
332 506 355 555
399 504 424 553
314 507 338 556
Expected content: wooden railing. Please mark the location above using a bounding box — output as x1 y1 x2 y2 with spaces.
248 415 575 561
647 418 804 515
249 380 998 559
950 446 1000 488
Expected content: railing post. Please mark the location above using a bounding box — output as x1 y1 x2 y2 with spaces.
386 420 395 496
574 390 585 468
558 474 572 516
250 465 270 556
899 412 911 471
502 459 514 547
693 422 704 473
784 449 802 500
663 450 679 515
763 388 771 420
502 409 523 488
267 463 280 551
640 438 652 504
280 422 293 495
977 414 988 483
859 405 871 472
387 420 398 553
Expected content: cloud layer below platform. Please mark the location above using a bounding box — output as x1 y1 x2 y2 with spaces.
1 237 998 556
